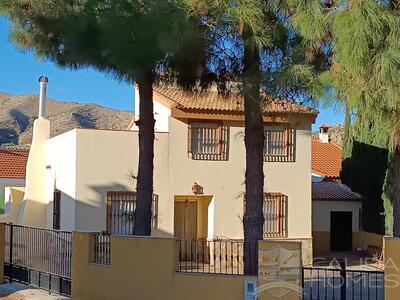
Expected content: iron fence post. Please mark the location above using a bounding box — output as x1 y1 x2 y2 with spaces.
339 260 346 300
9 223 13 265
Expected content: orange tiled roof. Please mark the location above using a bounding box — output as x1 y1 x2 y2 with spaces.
312 182 362 201
0 149 29 179
153 86 319 116
312 139 342 179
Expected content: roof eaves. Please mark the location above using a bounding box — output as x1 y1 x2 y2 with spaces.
312 197 363 201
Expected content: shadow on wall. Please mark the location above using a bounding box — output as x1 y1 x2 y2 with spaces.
342 141 388 235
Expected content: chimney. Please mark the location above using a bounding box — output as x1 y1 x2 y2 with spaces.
38 76 48 118
18 76 51 227
319 124 330 143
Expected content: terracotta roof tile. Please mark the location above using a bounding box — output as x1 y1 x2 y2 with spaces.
312 182 362 201
0 149 29 179
153 86 319 115
312 139 342 179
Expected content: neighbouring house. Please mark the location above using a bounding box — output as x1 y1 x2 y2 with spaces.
311 125 383 255
311 124 342 182
4 79 319 264
0 149 28 213
312 181 363 254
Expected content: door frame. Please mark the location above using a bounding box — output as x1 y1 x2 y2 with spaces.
173 195 213 240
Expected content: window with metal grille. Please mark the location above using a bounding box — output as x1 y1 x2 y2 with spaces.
53 189 61 230
188 122 229 160
263 193 288 238
243 193 288 238
92 232 111 266
106 192 158 235
264 125 295 162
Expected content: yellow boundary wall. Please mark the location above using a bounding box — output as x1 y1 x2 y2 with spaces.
313 230 384 256
384 237 400 300
0 227 303 300
72 232 257 300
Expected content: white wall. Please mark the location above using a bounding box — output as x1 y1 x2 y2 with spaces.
46 130 77 231
44 115 313 240
131 87 171 132
167 118 312 239
312 200 362 232
0 178 25 213
73 129 170 233
0 187 25 223
74 129 138 232
18 118 50 227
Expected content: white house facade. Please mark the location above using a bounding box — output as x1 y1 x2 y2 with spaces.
3 82 319 264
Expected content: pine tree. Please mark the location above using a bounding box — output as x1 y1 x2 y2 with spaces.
288 0 400 236
186 0 322 274
0 0 207 236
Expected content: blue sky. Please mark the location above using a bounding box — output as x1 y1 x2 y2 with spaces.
0 17 343 130
0 17 134 111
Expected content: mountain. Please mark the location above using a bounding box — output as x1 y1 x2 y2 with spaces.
312 124 344 146
0 92 134 148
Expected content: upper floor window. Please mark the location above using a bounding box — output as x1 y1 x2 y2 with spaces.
188 122 229 160
264 125 295 162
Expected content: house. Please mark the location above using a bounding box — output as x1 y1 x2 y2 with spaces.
311 124 342 182
0 149 28 213
310 125 381 255
312 181 363 254
4 78 318 264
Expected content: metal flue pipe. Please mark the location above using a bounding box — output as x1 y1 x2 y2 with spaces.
38 76 48 118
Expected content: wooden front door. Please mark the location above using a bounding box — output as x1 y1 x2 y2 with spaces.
174 200 197 240
175 199 198 262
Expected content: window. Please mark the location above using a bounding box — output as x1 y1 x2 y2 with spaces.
106 192 158 235
53 190 61 230
263 193 288 238
243 193 288 238
188 122 229 160
264 125 295 162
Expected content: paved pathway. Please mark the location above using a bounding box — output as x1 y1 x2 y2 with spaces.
0 283 69 300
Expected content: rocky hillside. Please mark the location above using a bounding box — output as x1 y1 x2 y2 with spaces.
312 124 344 146
0 92 134 148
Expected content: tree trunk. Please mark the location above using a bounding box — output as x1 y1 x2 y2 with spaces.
392 133 400 237
133 73 155 236
243 35 264 276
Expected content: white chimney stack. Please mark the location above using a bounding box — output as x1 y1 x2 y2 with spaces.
38 76 48 119
18 76 51 227
319 124 330 143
